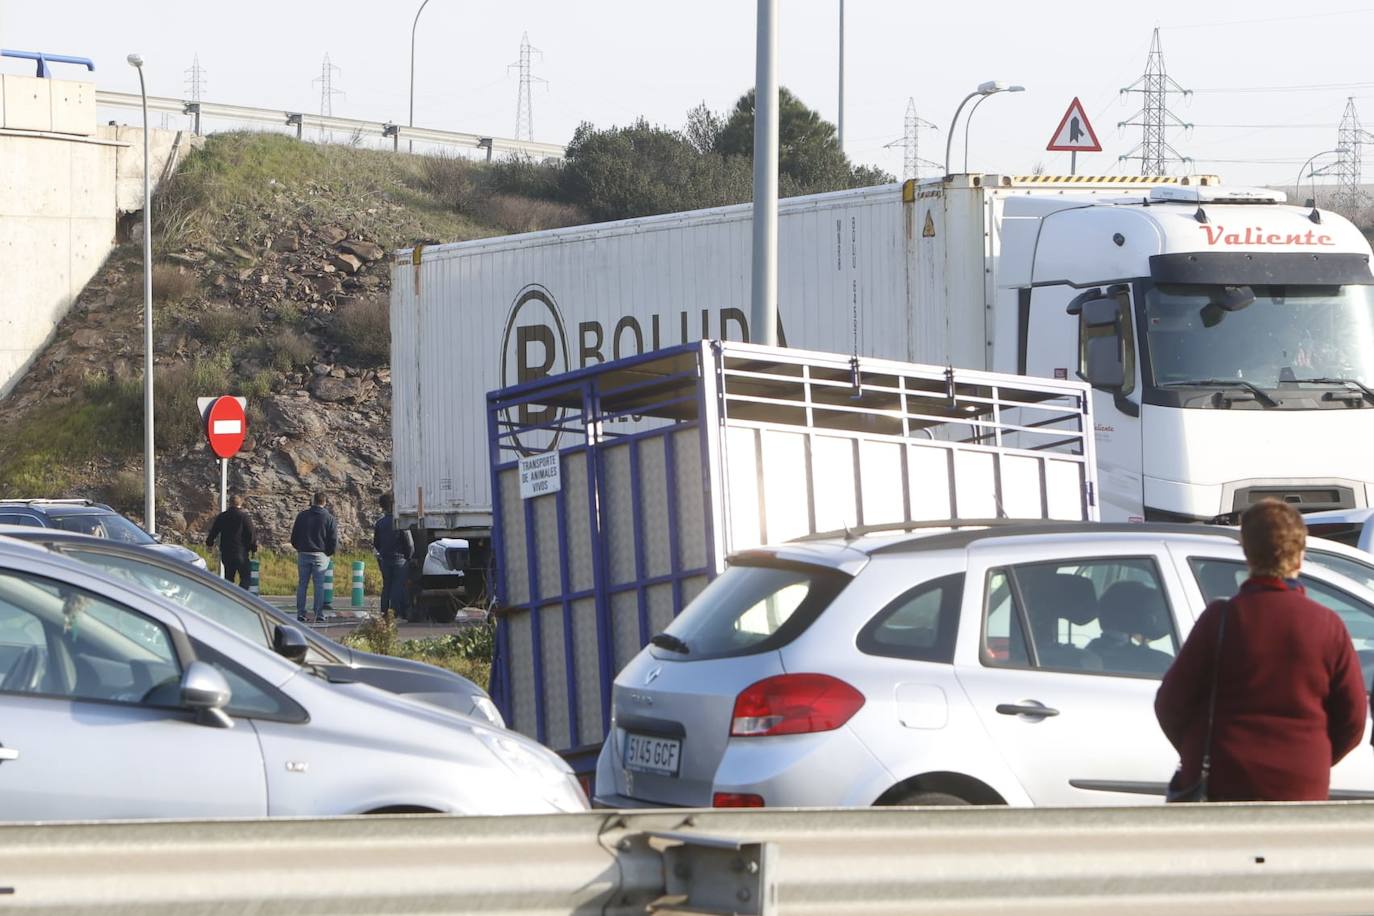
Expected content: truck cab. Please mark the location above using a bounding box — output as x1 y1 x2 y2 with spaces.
915 175 1374 523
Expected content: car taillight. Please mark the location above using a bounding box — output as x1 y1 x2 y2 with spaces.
729 673 865 737
713 792 765 807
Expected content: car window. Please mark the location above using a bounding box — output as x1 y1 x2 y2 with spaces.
858 573 962 663
1307 550 1374 594
982 558 1177 678
0 514 39 527
1306 523 1364 548
64 548 268 646
0 570 181 706
190 639 307 722
654 561 849 661
50 512 154 545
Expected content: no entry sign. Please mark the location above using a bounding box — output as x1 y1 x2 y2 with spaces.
204 395 247 458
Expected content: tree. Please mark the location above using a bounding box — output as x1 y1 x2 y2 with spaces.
684 102 725 155
713 87 890 190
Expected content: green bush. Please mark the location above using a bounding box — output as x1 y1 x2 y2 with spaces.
195 307 257 347
267 329 315 371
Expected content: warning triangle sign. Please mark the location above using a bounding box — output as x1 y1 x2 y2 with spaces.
1046 97 1101 152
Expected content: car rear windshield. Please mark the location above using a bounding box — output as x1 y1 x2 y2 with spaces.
50 512 154 545
650 559 850 662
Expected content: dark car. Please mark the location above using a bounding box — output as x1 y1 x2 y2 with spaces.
0 499 205 570
0 527 501 726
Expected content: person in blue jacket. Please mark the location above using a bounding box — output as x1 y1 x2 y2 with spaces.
290 492 337 623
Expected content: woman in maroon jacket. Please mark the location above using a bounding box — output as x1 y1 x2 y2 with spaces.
1155 499 1368 801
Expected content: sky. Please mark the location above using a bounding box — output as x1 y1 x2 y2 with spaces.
4 1 1374 189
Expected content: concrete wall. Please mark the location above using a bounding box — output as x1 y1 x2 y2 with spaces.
0 75 193 399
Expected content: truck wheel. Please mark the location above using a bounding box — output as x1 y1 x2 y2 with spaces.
886 790 970 807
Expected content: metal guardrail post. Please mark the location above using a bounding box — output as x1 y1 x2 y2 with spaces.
382 122 400 152
285 113 302 140
479 137 494 162
184 102 201 136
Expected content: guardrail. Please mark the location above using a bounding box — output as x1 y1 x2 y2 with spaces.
94 90 565 161
4 803 1374 914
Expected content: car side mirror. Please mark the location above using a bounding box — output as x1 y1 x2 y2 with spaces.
272 624 310 664
180 660 233 728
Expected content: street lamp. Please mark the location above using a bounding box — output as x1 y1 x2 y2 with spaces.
963 84 1024 173
944 80 1022 176
1294 148 1346 204
408 0 434 154
127 52 155 534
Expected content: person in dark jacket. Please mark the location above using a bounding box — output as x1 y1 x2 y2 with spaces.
1155 499 1367 801
205 494 258 589
290 492 337 623
373 493 414 621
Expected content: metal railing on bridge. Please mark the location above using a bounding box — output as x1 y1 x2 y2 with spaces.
95 89 565 161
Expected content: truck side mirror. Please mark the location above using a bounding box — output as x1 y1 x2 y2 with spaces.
1072 289 1135 396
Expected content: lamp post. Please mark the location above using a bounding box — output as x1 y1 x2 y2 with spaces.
408 0 434 154
127 53 155 535
963 84 1024 173
750 0 779 347
837 0 844 152
1294 148 1345 204
945 81 1018 176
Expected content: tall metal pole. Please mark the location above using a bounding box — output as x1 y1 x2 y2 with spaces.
408 0 433 154
129 55 156 535
944 91 980 177
837 0 844 152
750 0 779 347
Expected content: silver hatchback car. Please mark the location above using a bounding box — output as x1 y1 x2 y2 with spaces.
594 522 1374 809
0 538 586 819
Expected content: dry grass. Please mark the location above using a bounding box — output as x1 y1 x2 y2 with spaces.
483 193 584 234
152 263 199 305
331 298 390 366
267 329 315 371
418 153 485 212
195 307 258 346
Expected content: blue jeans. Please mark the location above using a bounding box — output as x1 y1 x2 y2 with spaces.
296 553 329 618
380 557 410 619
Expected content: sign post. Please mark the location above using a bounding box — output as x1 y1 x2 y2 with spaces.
199 395 248 576
1045 97 1101 175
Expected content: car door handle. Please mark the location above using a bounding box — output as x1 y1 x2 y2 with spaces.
0 747 18 761
996 703 1059 719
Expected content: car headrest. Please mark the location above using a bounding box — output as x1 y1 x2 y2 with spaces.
1019 571 1098 626
1099 581 1172 641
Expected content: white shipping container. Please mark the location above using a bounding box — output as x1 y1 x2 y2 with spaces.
391 184 912 530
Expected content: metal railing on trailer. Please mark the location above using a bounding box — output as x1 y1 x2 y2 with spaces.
486 341 1097 767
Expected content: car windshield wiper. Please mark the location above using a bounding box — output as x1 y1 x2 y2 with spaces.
1156 379 1279 407
1288 377 1374 404
650 632 690 655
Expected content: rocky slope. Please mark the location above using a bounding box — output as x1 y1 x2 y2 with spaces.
0 132 506 549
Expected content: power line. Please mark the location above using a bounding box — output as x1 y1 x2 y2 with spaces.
1119 28 1192 176
1162 7 1374 30
1194 81 1374 95
884 98 938 180
312 53 344 140
508 32 546 143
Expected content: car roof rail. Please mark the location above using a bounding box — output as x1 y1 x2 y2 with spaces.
0 498 97 507
797 518 1029 544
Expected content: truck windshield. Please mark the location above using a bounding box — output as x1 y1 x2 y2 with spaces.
1141 282 1374 391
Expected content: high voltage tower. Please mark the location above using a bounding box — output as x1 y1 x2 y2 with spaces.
185 53 206 103
1335 98 1374 212
313 53 344 140
1118 28 1192 176
509 32 546 142
884 98 939 181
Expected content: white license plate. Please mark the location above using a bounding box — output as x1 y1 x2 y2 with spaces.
623 732 682 777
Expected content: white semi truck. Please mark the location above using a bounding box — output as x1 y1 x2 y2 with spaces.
391 173 1374 562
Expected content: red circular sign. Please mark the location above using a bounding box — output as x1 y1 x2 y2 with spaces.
205 396 247 459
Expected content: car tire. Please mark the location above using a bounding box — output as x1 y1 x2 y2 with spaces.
429 604 458 625
887 790 971 807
